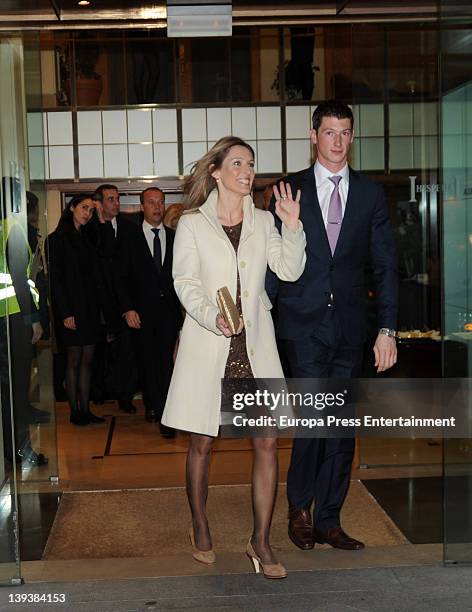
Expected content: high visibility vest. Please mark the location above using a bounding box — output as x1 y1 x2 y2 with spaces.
0 217 39 319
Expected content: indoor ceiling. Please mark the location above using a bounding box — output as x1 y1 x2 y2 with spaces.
0 1 441 29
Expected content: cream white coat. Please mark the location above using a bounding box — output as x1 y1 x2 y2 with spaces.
161 190 306 437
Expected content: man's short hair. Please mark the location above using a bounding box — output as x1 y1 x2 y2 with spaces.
312 100 354 132
139 187 164 205
93 183 119 202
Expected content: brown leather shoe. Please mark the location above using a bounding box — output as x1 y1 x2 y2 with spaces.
313 526 365 550
288 507 314 550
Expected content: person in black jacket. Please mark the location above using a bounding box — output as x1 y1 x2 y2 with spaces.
48 194 106 426
87 184 138 413
114 187 182 437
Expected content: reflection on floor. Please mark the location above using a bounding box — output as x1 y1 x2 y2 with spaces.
2 400 450 573
0 491 61 563
364 477 442 544
18 493 61 561
359 438 442 467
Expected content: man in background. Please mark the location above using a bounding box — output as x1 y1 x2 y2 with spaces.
114 187 181 437
92 184 138 414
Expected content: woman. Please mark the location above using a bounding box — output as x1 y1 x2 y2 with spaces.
163 202 184 230
48 194 105 426
162 136 306 578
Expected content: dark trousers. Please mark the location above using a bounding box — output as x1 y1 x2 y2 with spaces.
1 314 32 459
92 327 137 404
284 307 363 531
133 314 176 420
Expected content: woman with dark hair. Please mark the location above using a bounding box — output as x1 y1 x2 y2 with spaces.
48 194 105 426
162 136 306 578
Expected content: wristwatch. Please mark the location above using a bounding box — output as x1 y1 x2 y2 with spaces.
379 328 397 338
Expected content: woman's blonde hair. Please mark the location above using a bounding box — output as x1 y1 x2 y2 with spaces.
163 202 184 230
183 136 255 209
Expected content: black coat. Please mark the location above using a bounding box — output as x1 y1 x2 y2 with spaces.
94 215 135 333
114 221 182 332
47 228 102 347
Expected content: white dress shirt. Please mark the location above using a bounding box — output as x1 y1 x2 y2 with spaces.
313 160 350 229
142 220 166 265
111 216 117 237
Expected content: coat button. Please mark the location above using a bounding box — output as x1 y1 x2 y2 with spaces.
243 290 249 298
240 261 246 268
246 320 251 327
250 349 254 356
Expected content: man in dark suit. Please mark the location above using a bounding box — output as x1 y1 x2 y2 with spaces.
93 184 138 414
269 100 398 551
114 187 182 438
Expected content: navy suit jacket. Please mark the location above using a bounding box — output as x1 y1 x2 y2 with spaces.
267 165 398 346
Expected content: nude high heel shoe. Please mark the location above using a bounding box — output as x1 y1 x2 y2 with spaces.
189 527 216 565
246 540 287 579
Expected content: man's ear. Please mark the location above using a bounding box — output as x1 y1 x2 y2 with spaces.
309 128 318 146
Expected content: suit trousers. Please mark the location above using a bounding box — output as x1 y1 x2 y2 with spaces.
92 327 137 404
133 308 176 420
283 306 363 531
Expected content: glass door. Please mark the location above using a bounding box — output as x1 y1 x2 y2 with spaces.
0 32 58 583
440 1 472 564
0 96 21 584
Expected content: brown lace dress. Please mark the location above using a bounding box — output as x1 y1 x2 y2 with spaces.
222 221 254 380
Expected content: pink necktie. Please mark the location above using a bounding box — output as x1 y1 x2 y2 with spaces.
326 176 342 255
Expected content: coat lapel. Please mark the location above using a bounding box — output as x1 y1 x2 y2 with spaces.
199 190 229 243
239 195 255 245
199 189 255 249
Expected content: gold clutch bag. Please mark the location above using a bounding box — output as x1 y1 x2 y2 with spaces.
216 286 240 335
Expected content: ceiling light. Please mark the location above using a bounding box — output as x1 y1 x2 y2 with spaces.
167 1 232 37
141 7 167 19
78 1 91 6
